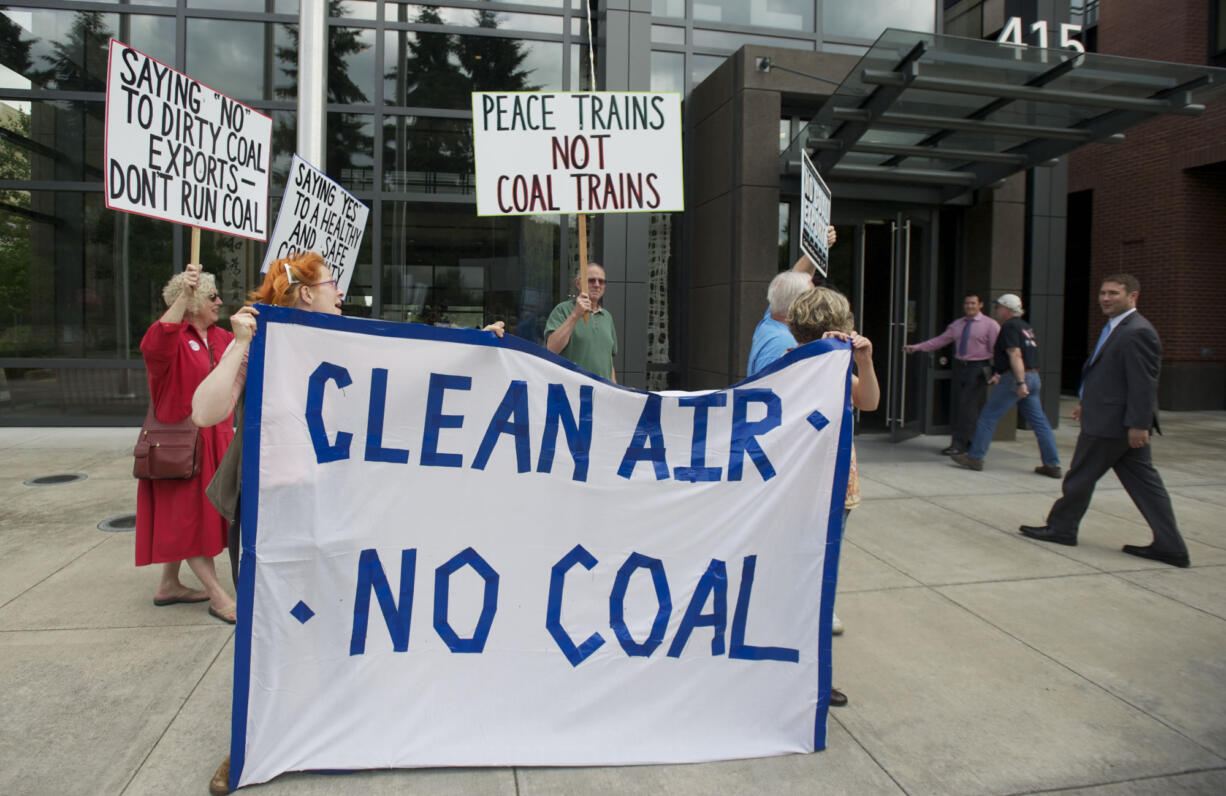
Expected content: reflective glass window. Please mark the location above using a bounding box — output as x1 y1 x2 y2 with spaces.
651 51 683 93
651 25 685 45
326 112 376 191
691 54 725 86
5 99 105 184
692 0 814 30
332 0 377 20
387 5 563 34
270 110 297 190
330 26 377 105
126 15 176 68
381 202 559 344
385 29 562 108
1 9 118 92
186 19 297 102
692 29 814 51
823 0 935 40
188 0 299 12
651 0 685 18
382 115 474 195
0 191 175 359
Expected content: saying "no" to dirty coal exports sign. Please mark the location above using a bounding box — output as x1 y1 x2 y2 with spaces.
104 40 272 240
471 91 684 216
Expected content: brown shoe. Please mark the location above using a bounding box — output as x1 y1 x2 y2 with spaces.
209 756 230 795
1034 465 1062 479
950 452 983 471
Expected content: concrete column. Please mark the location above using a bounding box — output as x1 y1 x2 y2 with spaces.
297 0 327 166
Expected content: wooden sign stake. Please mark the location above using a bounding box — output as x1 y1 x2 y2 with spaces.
578 214 589 324
190 226 201 266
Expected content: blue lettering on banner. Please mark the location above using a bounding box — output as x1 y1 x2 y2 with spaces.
536 384 593 482
729 555 798 662
365 368 410 464
433 547 500 653
728 389 781 481
609 552 672 656
306 361 353 463
616 394 670 480
546 544 606 667
674 393 727 482
421 373 472 468
472 380 531 472
349 548 416 655
667 558 728 657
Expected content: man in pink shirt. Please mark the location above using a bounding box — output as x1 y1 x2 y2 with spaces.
905 294 1000 455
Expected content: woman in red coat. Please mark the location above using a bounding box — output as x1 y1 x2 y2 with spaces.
136 262 236 623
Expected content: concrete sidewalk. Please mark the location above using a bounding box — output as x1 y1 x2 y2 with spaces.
3 400 1224 795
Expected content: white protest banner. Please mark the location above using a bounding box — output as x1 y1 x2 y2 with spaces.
800 150 832 277
260 154 370 296
104 39 272 240
229 307 851 789
471 91 684 216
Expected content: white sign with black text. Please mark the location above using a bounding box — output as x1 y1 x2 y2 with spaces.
260 154 369 296
104 39 272 240
800 150 831 278
471 91 684 216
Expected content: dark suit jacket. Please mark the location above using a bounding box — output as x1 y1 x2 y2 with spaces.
1080 311 1162 438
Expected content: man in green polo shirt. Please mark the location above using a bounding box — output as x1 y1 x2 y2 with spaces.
545 262 618 382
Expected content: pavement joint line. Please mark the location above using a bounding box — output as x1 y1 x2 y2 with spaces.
827 712 911 795
512 766 521 796
0 624 237 634
120 633 233 796
1111 566 1226 624
0 533 111 613
929 587 1226 764
1005 762 1226 794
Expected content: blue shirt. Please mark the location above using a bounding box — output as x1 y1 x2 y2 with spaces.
747 310 797 377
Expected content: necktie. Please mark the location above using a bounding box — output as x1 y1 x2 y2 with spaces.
958 318 973 360
1080 322 1113 398
1090 321 1112 363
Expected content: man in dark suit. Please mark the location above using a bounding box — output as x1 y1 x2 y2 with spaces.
1019 274 1190 567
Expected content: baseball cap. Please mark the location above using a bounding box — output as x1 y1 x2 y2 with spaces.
994 293 1024 314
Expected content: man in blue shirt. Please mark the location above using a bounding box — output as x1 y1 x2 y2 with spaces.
747 271 813 377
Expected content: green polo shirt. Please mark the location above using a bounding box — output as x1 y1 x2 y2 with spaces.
544 299 618 380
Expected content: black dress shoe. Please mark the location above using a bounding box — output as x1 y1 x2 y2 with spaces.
829 688 848 707
1018 525 1077 546
1122 544 1190 568
940 445 963 455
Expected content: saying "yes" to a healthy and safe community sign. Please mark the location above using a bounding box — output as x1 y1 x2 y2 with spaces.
228 306 852 789
471 91 683 216
104 40 272 239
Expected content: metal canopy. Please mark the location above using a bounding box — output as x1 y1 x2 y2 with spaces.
782 29 1226 204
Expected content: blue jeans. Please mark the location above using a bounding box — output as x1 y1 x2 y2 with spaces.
968 371 1060 466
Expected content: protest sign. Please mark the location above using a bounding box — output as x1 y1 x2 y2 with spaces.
104 40 272 240
260 154 370 296
471 91 684 216
229 306 852 789
800 150 832 277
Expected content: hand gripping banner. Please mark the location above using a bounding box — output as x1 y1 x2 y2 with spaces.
230 306 852 788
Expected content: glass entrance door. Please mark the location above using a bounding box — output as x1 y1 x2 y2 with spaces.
837 213 929 439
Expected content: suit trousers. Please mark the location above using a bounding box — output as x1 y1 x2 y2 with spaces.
1047 432 1187 554
951 360 989 450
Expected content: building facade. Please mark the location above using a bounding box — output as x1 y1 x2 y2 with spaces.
1 0 1222 427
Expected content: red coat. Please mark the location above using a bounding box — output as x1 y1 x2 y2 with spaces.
135 320 235 566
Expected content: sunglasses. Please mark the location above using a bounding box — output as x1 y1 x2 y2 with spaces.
207 293 220 302
587 277 606 285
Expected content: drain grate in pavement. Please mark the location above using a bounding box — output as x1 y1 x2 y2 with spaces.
24 473 87 487
98 514 137 533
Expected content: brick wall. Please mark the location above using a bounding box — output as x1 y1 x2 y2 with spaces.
1067 0 1226 368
